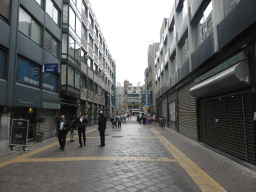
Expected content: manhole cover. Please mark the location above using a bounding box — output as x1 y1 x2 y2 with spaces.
112 136 123 138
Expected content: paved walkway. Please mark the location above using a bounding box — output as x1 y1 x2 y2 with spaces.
0 117 256 192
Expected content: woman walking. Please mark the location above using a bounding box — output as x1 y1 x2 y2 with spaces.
162 116 166 129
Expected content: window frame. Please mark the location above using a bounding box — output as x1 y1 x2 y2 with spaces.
45 0 60 26
44 30 60 58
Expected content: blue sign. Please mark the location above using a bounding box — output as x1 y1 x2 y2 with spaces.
111 94 115 107
147 91 151 106
44 63 59 73
107 93 110 107
142 91 146 106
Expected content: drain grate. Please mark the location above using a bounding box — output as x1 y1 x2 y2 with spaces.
105 134 110 136
112 136 123 138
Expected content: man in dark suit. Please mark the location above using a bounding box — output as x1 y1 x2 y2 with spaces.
75 113 88 148
98 110 107 147
57 115 70 151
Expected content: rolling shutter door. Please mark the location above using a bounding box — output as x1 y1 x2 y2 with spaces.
178 82 197 140
38 109 54 139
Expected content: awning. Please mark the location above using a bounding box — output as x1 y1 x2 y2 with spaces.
190 60 250 98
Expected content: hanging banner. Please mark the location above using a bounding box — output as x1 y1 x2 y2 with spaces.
111 93 115 107
107 93 110 107
142 91 146 106
147 91 151 106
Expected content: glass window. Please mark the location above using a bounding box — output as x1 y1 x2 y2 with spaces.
82 24 87 40
16 56 40 87
63 4 68 28
68 36 75 58
88 57 93 69
94 44 98 56
62 34 68 54
77 0 82 14
76 16 81 39
43 73 58 92
46 0 59 25
81 75 86 87
0 0 10 20
89 14 94 29
223 0 240 17
0 49 6 77
69 7 76 31
81 49 87 62
61 65 66 85
75 42 81 64
68 66 75 86
89 35 93 48
19 8 31 37
34 0 42 6
31 20 42 45
82 2 88 18
181 38 189 65
44 30 59 58
75 70 80 89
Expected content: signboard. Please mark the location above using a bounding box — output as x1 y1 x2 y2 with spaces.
111 93 115 107
42 102 60 109
142 91 146 106
194 52 246 84
107 93 110 107
169 102 176 121
10 119 29 146
147 91 151 106
44 63 59 73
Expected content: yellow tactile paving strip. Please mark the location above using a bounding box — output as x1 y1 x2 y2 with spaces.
150 126 227 192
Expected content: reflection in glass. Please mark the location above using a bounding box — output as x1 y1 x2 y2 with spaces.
44 31 59 58
69 7 76 31
31 20 42 45
0 0 10 20
69 36 75 58
62 34 68 54
46 0 53 18
53 7 59 24
19 8 31 37
68 66 75 86
75 71 81 89
61 65 66 85
76 17 82 38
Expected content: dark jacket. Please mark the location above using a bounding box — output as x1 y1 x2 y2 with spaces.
75 117 88 130
98 114 106 130
57 120 70 133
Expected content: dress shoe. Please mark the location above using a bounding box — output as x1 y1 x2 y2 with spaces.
59 147 62 150
62 148 65 151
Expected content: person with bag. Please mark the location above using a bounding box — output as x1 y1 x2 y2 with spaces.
75 113 88 148
98 110 107 147
57 115 70 151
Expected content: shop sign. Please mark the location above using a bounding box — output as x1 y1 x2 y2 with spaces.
194 52 246 84
10 119 29 146
42 102 60 109
44 63 59 73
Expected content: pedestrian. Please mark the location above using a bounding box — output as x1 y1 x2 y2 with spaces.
70 114 76 142
162 116 166 129
139 113 142 124
110 114 114 125
143 115 146 125
129 113 132 120
75 113 88 148
127 113 129 120
147 116 150 124
98 110 106 147
118 115 122 129
57 115 70 151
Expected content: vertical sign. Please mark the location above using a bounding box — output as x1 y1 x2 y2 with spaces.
111 93 115 107
147 91 151 106
107 93 110 107
142 91 146 106
10 119 29 146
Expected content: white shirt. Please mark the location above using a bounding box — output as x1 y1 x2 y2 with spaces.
80 117 83 122
60 121 64 130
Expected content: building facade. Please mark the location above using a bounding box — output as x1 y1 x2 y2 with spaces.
0 0 63 152
115 82 124 114
155 0 256 165
60 0 116 125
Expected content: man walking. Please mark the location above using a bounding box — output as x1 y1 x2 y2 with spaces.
57 115 69 151
75 113 88 148
98 110 106 147
118 115 122 129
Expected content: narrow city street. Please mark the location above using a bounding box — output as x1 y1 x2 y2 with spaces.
1 117 256 192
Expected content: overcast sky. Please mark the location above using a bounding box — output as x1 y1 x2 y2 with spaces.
89 0 175 85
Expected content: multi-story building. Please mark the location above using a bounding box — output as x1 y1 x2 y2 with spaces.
0 0 63 152
155 0 256 166
144 43 160 115
124 80 142 115
60 0 116 125
115 82 124 114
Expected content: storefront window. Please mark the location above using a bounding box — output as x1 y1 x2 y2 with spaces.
0 49 6 78
44 30 59 58
0 0 10 21
43 73 58 92
16 56 40 87
68 65 75 87
19 8 42 46
195 1 213 48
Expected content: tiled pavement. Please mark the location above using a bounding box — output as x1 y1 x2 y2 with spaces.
0 117 256 192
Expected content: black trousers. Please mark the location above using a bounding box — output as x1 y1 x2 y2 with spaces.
99 129 105 146
78 128 86 145
58 130 66 149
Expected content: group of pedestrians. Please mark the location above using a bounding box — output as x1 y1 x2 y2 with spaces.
137 113 153 125
110 113 126 129
57 111 107 151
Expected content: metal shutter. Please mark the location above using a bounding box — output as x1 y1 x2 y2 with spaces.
37 109 54 139
178 82 197 140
